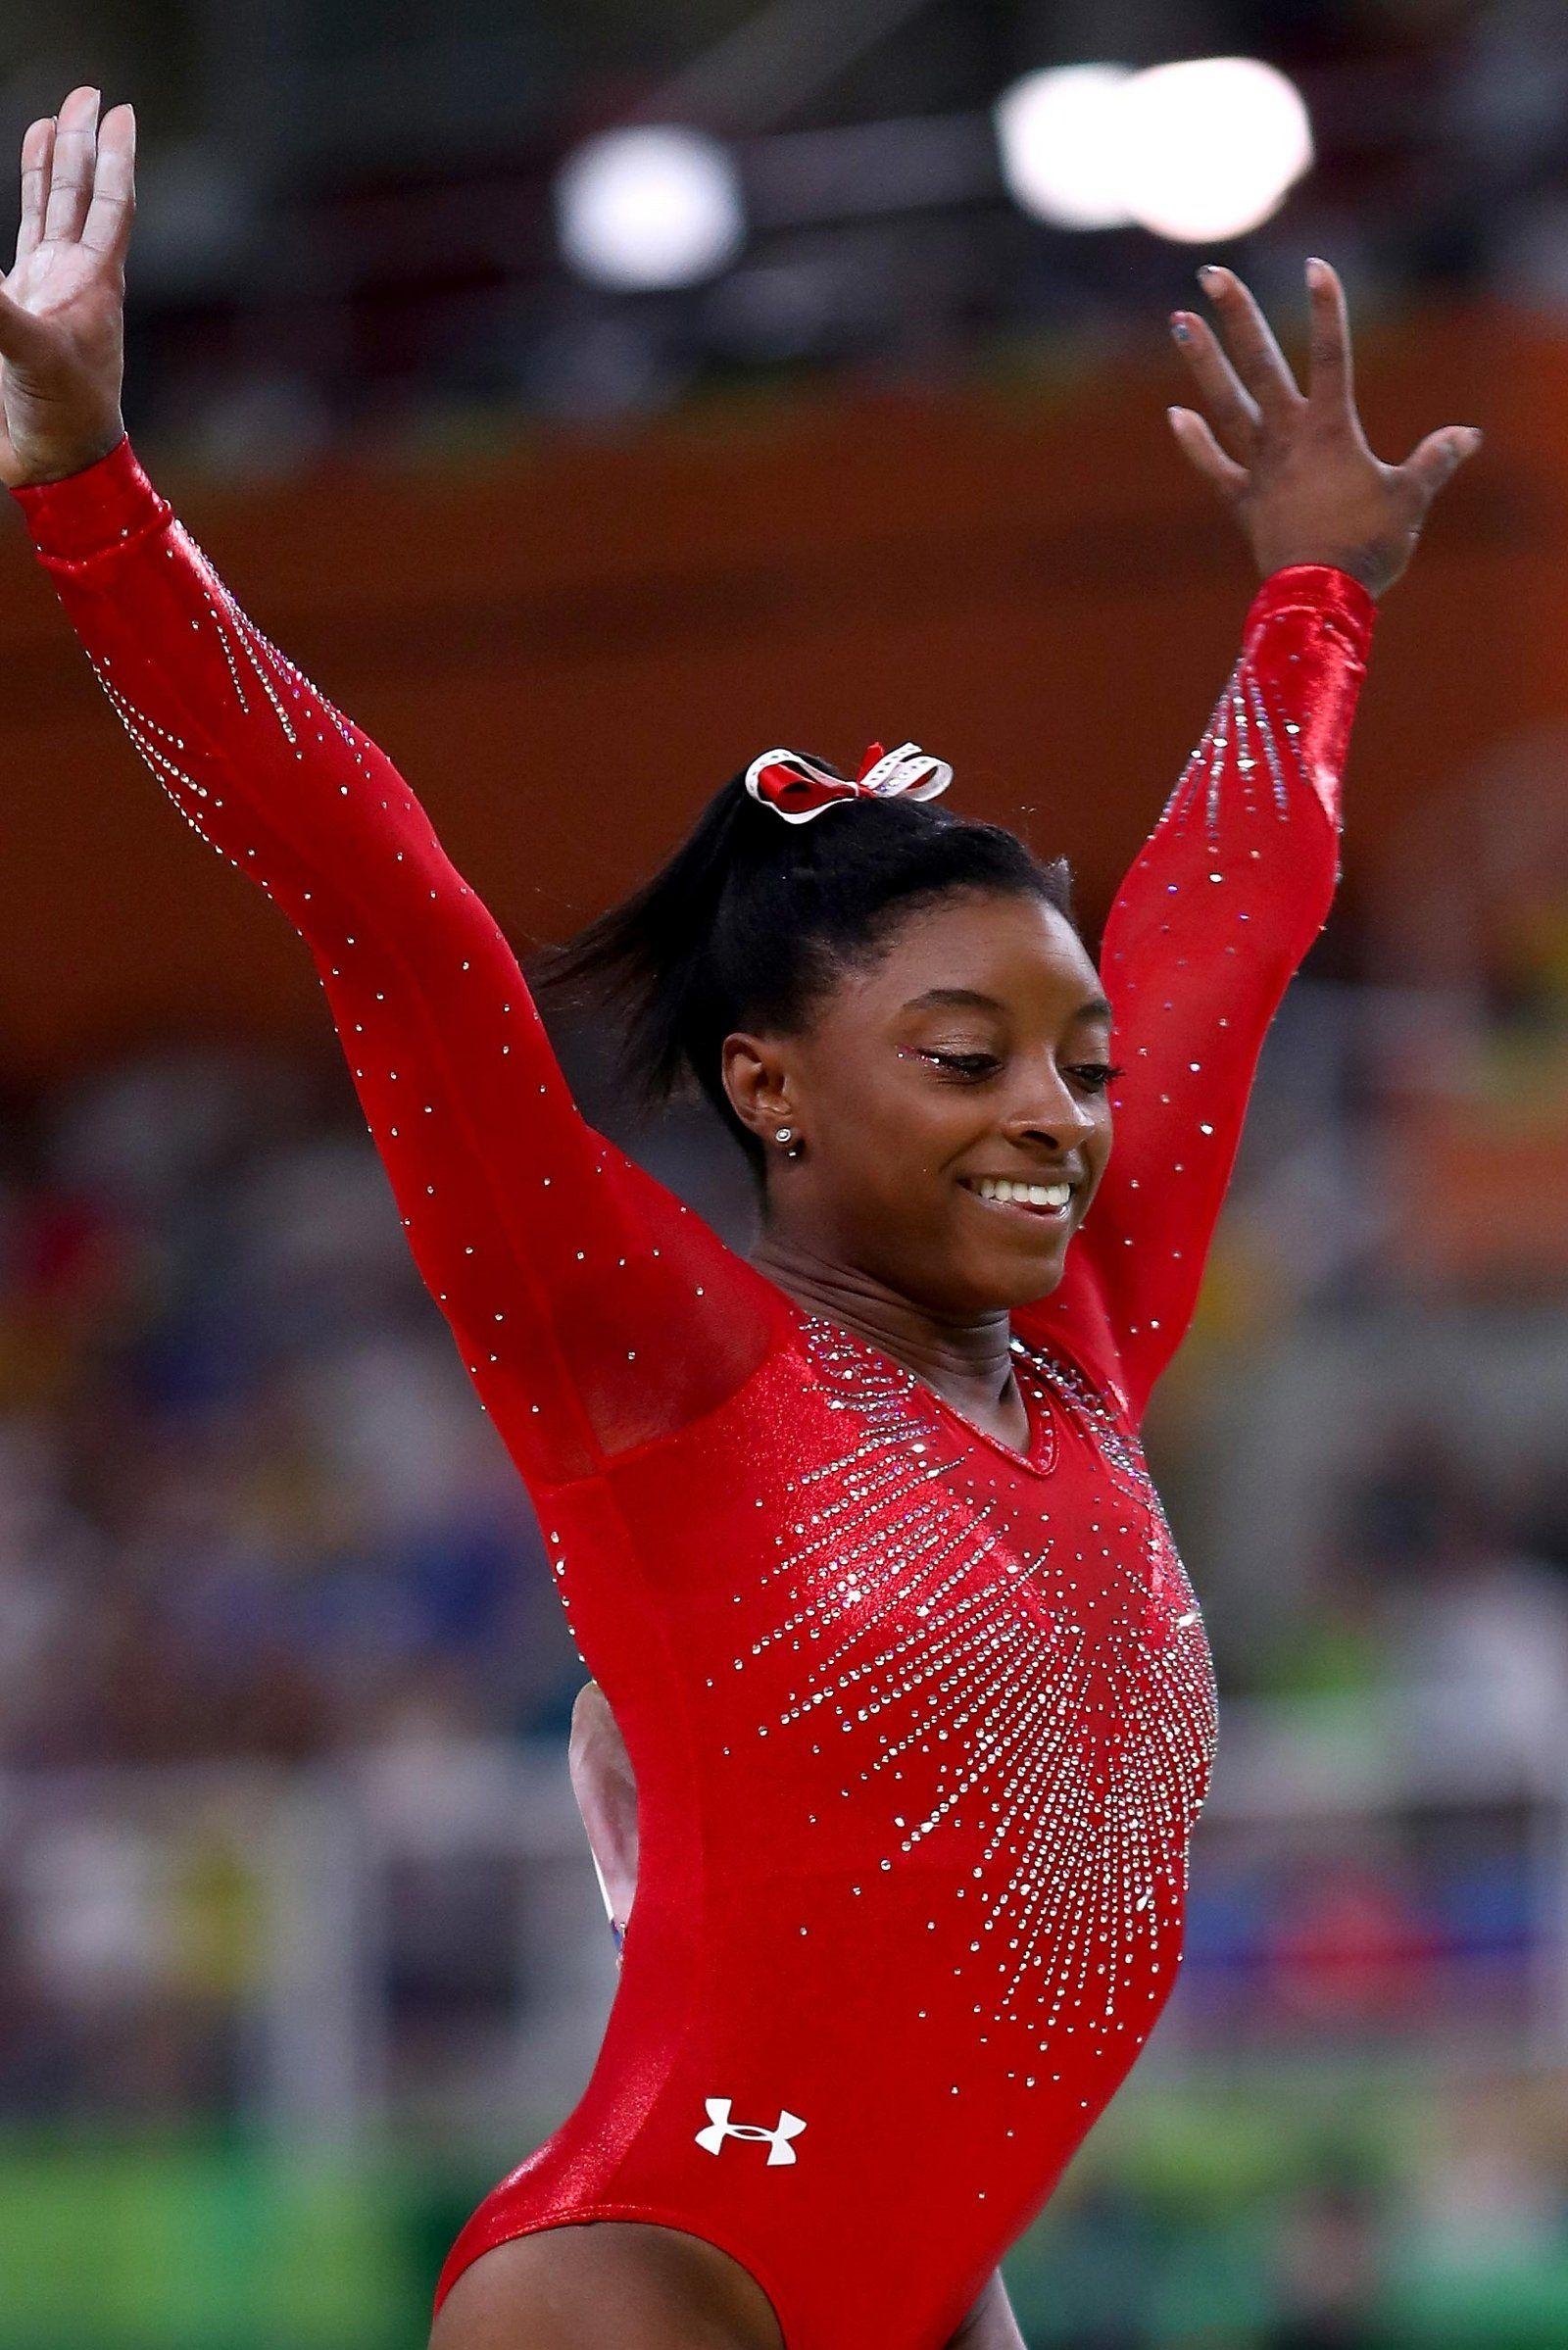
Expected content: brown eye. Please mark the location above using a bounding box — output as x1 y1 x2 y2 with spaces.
923 1051 1000 1079
1068 1062 1123 1094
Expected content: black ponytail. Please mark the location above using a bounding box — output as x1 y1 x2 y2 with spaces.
531 759 1076 1180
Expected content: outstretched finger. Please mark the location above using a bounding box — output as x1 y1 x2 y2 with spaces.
14 116 55 268
1198 265 1303 422
1400 424 1483 507
41 83 100 246
1304 256 1354 419
81 103 136 260
1167 406 1250 500
1170 311 1258 462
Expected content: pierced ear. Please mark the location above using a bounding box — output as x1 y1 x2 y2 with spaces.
720 1031 795 1148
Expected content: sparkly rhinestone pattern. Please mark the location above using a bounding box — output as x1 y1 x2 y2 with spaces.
17 440 1375 2350
727 1313 1218 2054
1040 574 1371 1427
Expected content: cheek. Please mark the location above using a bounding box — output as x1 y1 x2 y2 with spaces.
816 1059 971 1190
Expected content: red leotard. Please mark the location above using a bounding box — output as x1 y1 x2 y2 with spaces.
15 441 1374 2350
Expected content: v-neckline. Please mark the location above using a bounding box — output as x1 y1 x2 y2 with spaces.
769 1288 1057 1479
914 1339 1054 1477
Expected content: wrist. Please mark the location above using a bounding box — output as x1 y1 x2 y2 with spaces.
1258 551 1386 599
13 432 170 569
10 416 127 490
1243 560 1377 664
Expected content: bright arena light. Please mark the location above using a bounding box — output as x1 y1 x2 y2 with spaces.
994 56 1313 243
556 126 746 291
994 66 1135 231
1114 58 1314 242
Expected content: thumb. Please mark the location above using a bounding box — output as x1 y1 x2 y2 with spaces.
0 282 55 369
1401 424 1483 506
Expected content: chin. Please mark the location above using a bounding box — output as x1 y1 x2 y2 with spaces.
1005 1254 1067 1310
996 1216 1077 1295
951 1240 1069 1317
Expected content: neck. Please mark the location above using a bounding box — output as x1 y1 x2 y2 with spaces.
748 1229 1016 1416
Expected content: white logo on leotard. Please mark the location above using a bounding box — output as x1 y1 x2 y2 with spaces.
695 2096 807 2165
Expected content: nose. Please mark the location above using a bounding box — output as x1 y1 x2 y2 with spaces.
1006 1065 1101 1154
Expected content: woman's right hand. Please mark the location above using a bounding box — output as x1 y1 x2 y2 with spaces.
0 84 135 489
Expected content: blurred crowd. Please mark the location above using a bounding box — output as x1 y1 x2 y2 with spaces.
1256 1417 1568 1735
0 1045 581 1774
0 1036 1564 1773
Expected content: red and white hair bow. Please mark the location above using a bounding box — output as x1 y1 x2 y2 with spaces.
744 739 953 826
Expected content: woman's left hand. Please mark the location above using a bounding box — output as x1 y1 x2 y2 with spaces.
568 1680 639 1957
1167 258 1482 599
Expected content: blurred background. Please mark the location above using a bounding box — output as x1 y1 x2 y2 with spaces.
2 2 1568 2344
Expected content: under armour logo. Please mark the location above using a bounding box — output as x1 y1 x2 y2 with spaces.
695 2096 807 2165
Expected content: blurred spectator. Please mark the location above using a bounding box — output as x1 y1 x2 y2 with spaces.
1269 2167 1388 2350
0 1047 580 1774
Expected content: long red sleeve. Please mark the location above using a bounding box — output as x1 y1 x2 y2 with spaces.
1026 563 1375 1425
14 438 783 1487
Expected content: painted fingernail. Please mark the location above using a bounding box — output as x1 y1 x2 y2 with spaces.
1170 314 1192 343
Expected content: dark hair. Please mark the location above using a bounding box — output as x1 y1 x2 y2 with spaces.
532 759 1076 1181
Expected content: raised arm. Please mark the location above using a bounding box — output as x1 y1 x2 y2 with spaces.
1055 558 1371 1421
1034 260 1481 1424
3 89 784 1485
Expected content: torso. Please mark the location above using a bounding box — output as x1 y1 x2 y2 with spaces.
438 1302 1218 2349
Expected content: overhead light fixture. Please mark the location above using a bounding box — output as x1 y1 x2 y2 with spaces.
994 55 1313 243
994 65 1135 230
555 126 746 291
555 56 1315 291
1115 58 1314 242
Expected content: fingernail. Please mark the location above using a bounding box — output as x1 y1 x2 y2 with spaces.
1198 265 1225 287
1169 314 1192 343
1305 256 1327 283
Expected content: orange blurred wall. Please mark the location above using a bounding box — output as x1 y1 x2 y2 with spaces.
0 302 1543 1080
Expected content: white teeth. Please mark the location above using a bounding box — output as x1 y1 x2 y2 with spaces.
970 1177 1073 1209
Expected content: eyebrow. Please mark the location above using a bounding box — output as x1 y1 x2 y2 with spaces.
901 986 1115 1024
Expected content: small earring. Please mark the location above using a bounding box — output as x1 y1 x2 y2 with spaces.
774 1125 802 1157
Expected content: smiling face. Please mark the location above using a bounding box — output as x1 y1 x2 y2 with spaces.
722 886 1117 1318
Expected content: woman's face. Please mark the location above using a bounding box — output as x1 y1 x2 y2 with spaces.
727 887 1117 1317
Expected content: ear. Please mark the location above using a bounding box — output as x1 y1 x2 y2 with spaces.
721 1030 797 1148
